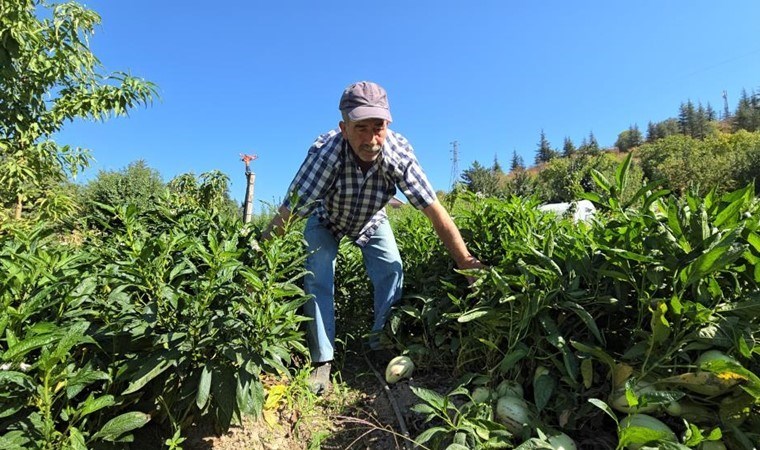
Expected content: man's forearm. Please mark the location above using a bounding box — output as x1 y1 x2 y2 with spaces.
422 201 480 269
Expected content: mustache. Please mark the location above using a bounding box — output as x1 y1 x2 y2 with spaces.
360 144 382 153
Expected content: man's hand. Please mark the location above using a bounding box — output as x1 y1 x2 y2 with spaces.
457 255 487 285
262 205 292 241
421 201 486 285
458 255 485 270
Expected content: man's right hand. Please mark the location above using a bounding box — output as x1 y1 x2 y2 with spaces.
261 205 292 241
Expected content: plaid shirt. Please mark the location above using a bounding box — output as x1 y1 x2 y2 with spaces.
284 128 437 246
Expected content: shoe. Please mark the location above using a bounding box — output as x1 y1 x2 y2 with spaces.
308 362 332 395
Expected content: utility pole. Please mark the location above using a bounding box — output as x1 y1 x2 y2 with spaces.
241 153 258 223
449 140 459 190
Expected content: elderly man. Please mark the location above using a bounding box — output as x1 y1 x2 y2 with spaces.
265 81 483 394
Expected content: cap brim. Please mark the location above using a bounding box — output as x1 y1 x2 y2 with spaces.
346 106 392 123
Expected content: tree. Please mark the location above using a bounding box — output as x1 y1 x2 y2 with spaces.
636 132 743 195
510 149 525 172
615 125 643 152
460 160 500 196
492 154 503 174
646 118 680 142
734 89 760 132
678 100 696 136
705 102 717 122
506 168 534 198
534 152 644 203
562 137 576 158
0 0 157 220
677 100 714 139
168 170 240 218
694 102 711 138
81 160 166 214
534 129 558 165
578 131 600 155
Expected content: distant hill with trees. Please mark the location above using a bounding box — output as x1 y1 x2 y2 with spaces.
458 88 760 203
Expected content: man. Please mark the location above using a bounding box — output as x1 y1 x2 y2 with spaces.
264 81 483 394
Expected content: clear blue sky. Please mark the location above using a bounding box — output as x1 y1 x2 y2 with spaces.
56 1 760 210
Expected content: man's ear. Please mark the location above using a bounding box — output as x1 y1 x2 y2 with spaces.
338 121 346 133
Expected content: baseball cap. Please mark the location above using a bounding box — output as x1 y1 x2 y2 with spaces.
339 81 393 122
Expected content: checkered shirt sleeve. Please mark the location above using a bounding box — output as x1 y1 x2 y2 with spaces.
283 129 341 216
386 132 437 210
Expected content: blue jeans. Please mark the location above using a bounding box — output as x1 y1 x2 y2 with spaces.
303 214 403 363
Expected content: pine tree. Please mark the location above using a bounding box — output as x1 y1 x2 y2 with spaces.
734 89 760 132
646 121 658 142
492 154 503 174
510 149 525 172
562 137 576 157
461 160 500 196
694 102 708 138
678 100 696 137
582 131 600 155
535 129 558 165
706 102 716 122
647 119 680 142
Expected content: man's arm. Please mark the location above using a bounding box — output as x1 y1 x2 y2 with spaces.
262 205 292 240
421 200 484 270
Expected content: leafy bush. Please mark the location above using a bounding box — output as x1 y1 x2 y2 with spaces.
0 199 311 447
396 156 760 448
636 131 760 195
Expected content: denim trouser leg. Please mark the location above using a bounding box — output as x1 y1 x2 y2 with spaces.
303 215 339 363
361 219 404 350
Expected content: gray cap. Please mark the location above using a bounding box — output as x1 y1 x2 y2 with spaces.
339 81 393 122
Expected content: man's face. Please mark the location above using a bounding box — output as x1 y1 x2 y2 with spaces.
339 118 388 162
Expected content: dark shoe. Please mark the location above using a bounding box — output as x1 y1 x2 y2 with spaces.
308 362 331 395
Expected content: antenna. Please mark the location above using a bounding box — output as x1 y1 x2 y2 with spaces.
449 140 459 190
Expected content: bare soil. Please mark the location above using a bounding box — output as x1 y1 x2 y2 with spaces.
183 349 451 450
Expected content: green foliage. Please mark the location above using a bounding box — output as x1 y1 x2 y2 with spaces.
535 130 559 165
394 157 760 448
533 152 644 203
510 150 525 172
615 125 643 152
505 168 535 198
562 137 576 158
460 161 503 197
0 0 157 221
733 89 760 133
678 101 717 139
637 131 760 195
332 240 373 345
80 160 166 218
166 170 240 219
410 385 512 449
578 131 601 155
646 119 681 142
0 202 311 446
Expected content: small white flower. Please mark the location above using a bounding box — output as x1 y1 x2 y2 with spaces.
19 363 32 372
0 363 11 371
